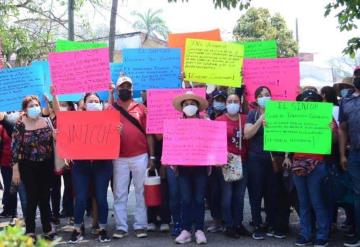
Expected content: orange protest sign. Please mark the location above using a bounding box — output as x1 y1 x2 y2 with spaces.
168 29 222 69
56 111 120 160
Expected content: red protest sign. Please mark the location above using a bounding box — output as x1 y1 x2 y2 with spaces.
56 111 120 159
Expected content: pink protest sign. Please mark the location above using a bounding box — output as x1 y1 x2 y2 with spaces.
243 58 300 100
48 48 110 95
146 88 206 134
162 119 227 166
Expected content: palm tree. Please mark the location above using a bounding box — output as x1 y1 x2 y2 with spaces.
132 9 169 41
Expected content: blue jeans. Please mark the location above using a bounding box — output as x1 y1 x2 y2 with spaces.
72 160 112 227
247 153 279 228
348 150 360 237
167 168 181 225
178 167 207 231
293 163 330 241
221 164 247 228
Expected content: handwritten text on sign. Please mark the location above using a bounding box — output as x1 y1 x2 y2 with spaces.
146 88 206 134
49 48 110 95
184 39 244 87
0 66 44 111
168 29 221 68
241 40 277 58
56 111 120 159
264 101 333 154
243 58 300 100
122 48 181 90
162 119 227 166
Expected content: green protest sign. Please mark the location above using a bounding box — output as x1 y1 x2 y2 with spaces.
235 40 277 58
264 101 333 154
56 39 108 52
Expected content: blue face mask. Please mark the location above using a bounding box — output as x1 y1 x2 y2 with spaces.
213 101 226 111
340 89 350 98
27 106 41 119
257 96 271 108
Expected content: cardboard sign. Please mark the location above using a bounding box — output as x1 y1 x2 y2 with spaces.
168 29 221 68
243 58 300 100
241 40 277 58
56 111 121 159
146 88 206 134
122 48 181 90
0 66 44 111
184 39 244 87
56 39 108 52
49 48 110 95
162 119 227 166
264 101 333 154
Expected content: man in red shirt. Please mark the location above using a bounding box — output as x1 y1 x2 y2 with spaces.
111 76 155 239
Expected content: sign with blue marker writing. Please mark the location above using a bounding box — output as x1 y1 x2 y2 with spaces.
122 48 181 90
110 63 123 84
0 66 45 111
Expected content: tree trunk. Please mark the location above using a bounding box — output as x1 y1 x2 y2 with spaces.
68 0 75 40
109 0 118 62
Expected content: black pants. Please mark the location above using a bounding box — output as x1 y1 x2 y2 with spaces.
50 173 61 217
147 178 171 224
19 159 53 234
61 168 74 216
276 173 299 233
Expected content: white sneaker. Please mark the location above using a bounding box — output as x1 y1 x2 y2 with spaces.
175 230 192 244
147 223 157 232
195 230 207 245
160 224 170 232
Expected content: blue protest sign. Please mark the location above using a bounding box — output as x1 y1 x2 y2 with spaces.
122 48 181 90
0 66 45 111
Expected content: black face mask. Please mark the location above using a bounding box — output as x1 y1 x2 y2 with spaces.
118 89 132 101
354 78 360 90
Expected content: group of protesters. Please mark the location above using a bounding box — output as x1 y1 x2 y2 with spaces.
0 66 360 247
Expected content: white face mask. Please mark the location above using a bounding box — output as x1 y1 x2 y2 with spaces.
183 105 198 117
59 106 68 112
6 112 20 123
226 103 240 115
86 102 102 111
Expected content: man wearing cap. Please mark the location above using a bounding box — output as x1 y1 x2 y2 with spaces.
111 76 155 239
339 74 360 247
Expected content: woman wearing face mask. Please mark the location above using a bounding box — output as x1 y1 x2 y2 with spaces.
170 91 209 245
205 90 227 234
292 90 337 247
11 96 56 241
62 93 113 244
215 94 251 238
244 86 280 240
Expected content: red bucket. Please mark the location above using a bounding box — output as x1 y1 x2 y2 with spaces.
144 169 162 207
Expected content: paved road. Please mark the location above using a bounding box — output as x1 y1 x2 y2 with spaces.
0 187 345 246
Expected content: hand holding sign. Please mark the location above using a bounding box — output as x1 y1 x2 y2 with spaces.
264 101 333 154
56 111 121 159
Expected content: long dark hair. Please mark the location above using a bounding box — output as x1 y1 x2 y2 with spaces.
320 86 338 106
254 86 272 99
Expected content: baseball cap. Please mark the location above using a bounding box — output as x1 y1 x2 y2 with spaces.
116 76 132 88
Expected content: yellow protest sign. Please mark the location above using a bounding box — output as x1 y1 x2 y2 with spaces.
184 39 244 87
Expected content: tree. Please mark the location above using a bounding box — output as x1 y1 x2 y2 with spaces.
233 7 298 57
132 9 169 41
325 1 360 57
168 0 251 10
109 0 119 62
